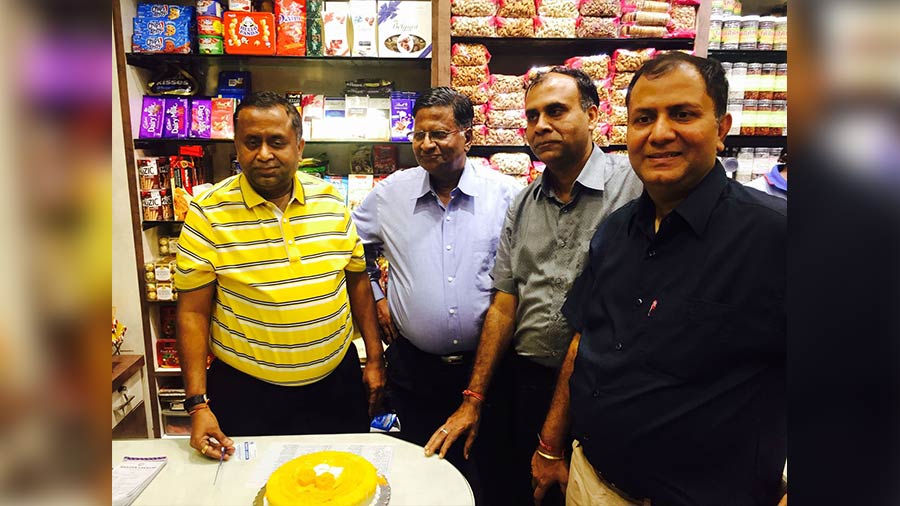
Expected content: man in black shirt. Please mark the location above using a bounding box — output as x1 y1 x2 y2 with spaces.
531 52 786 505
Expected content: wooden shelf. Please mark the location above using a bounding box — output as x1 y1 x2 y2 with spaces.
125 52 432 69
708 49 786 63
134 138 411 149
142 220 183 230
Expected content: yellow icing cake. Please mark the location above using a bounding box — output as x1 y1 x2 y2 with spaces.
265 451 379 506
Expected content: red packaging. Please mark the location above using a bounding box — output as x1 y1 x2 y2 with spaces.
276 0 308 55
156 339 180 368
373 144 399 175
197 15 224 35
210 97 236 139
159 305 178 339
224 12 276 55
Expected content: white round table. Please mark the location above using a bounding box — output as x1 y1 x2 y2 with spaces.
112 432 474 506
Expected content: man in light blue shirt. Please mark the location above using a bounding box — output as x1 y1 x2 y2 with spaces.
352 87 521 496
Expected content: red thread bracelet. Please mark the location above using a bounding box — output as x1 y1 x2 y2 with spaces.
537 434 558 454
462 389 486 402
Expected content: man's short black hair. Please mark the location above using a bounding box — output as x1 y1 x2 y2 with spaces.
626 52 729 119
525 66 600 111
234 91 303 141
412 87 474 129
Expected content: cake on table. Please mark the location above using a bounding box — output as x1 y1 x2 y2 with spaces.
265 451 383 506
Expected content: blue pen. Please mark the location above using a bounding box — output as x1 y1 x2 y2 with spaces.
212 441 225 485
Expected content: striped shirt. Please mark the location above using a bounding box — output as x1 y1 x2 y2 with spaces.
174 172 367 385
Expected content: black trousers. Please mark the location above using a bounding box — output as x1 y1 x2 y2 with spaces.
478 351 567 506
206 345 370 436
385 336 483 504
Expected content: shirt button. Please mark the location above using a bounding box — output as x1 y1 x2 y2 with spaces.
287 240 294 245
448 308 456 315
446 216 452 222
446 245 452 251
634 298 643 307
648 249 657 258
615 343 623 351
557 239 566 247
447 276 454 283
453 339 459 345
592 389 600 398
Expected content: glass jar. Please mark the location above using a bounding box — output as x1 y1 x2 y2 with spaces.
774 63 788 101
752 147 770 179
711 0 724 15
722 15 741 49
739 15 760 50
708 14 723 49
744 63 762 100
741 99 758 136
757 16 776 50
723 0 735 15
774 17 787 50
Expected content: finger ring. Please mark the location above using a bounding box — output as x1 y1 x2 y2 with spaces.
440 428 449 434
200 443 209 455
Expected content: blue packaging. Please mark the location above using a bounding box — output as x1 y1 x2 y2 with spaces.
217 71 252 100
369 413 401 432
195 0 224 17
132 32 192 53
136 4 195 21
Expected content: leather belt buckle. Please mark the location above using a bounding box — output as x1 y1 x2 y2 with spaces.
440 354 464 365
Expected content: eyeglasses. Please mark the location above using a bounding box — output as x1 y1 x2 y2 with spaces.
407 129 466 142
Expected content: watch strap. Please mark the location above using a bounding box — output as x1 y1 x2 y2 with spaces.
184 394 209 412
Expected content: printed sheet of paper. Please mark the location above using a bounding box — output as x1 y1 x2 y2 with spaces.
249 444 394 488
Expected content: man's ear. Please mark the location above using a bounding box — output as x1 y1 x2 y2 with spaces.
464 127 473 152
716 113 732 152
586 104 600 132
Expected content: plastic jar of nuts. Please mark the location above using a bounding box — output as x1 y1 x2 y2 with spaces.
727 98 743 136
739 15 760 50
729 62 747 100
774 64 787 101
756 99 773 136
774 17 787 50
708 14 723 49
771 100 787 136
741 99 758 136
721 15 741 49
757 16 776 50
759 63 777 100
744 63 762 100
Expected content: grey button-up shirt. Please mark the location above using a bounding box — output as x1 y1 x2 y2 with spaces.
491 147 644 368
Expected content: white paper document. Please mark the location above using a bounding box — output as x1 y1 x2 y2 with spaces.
249 444 394 488
112 456 167 506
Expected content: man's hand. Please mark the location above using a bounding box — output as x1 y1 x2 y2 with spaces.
778 493 787 506
189 408 235 461
424 398 482 460
531 450 568 506
362 360 386 418
375 299 397 345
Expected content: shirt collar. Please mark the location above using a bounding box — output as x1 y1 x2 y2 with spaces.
764 164 788 191
628 161 729 238
532 146 607 200
239 171 305 208
672 161 729 236
411 159 479 200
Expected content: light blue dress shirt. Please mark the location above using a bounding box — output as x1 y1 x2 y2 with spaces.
351 160 522 355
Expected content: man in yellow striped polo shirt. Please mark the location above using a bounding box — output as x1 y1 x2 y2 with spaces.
174 92 386 461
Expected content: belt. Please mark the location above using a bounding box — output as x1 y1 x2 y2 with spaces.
440 354 466 365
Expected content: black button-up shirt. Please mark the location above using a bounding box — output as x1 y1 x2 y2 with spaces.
562 164 786 506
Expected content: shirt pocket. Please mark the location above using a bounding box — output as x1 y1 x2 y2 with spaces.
643 298 741 381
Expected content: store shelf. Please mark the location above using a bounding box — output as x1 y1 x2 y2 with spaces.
154 367 183 376
134 138 411 149
452 37 694 53
161 409 191 417
142 220 183 230
724 135 786 148
470 144 627 160
708 49 786 63
125 52 432 69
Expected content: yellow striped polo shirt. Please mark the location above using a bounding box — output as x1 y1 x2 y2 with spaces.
174 171 366 385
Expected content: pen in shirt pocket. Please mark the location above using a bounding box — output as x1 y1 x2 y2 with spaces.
647 299 658 317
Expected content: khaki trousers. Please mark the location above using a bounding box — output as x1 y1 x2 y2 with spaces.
566 440 651 506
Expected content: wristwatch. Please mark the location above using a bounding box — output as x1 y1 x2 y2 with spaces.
184 393 209 412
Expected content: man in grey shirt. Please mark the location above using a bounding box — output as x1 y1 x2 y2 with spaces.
424 67 643 505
